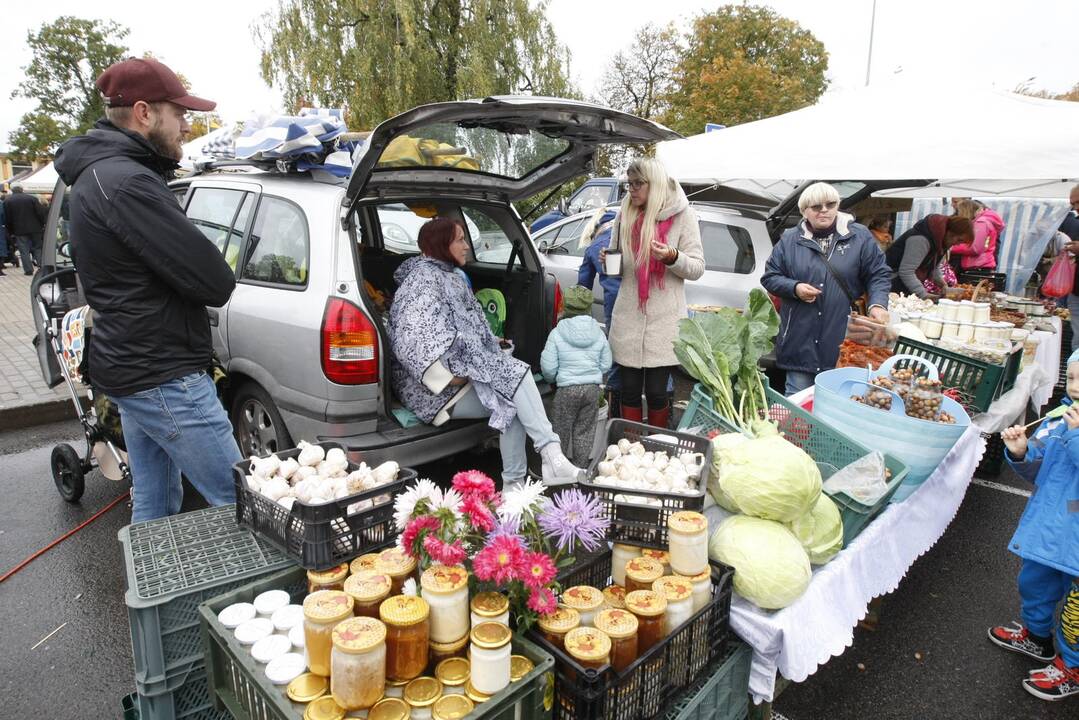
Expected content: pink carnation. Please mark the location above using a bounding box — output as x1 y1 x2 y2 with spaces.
527 587 558 615
452 470 496 502
423 535 467 566
401 515 441 558
473 534 526 585
461 494 495 533
521 551 557 589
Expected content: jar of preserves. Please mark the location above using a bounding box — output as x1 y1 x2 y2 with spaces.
593 609 638 673
344 572 392 619
350 552 382 577
683 569 712 613
429 634 469 670
330 616 387 710
376 548 418 596
564 627 612 671
367 697 411 720
380 595 431 682
435 657 470 696
667 511 708 576
432 694 475 720
421 565 470 644
624 590 667 654
536 605 580 651
652 576 693 636
404 676 443 720
602 584 626 610
624 557 663 594
469 621 512 695
561 585 604 627
303 590 355 677
641 549 670 576
510 655 533 683
470 592 510 628
611 544 640 586
307 564 349 594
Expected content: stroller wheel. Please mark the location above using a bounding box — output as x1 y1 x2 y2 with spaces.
51 444 86 503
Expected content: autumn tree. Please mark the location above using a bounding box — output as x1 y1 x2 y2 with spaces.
596 22 680 121
661 4 828 135
1016 80 1079 102
9 17 129 161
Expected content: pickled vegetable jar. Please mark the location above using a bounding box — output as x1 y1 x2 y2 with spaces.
562 585 603 627
303 590 355 677
330 616 387 710
435 657 470 696
593 609 638 672
307 564 349 594
652 576 693 636
469 621 512 695
624 590 667 653
420 564 470 644
404 676 443 719
470 592 509 629
380 594 431 682
667 511 708 576
624 557 663 594
611 544 640 586
537 605 580 651
564 626 611 670
344 572 392 619
376 548 418 596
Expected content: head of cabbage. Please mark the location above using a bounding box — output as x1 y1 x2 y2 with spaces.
714 435 821 522
709 515 811 610
786 494 844 565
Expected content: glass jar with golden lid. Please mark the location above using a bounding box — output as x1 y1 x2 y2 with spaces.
562 585 604 627
469 621 512 695
368 697 411 720
307 564 349 594
624 590 667 654
652 576 694 636
602 584 626 610
376 547 418 596
594 609 639 673
432 694 475 720
682 569 712 613
330 616 387 710
624 557 664 594
435 657 470 695
470 591 510 628
304 695 346 720
344 572 392 619
429 633 469 671
564 626 612 670
380 595 431 682
421 564 470 644
510 654 533 682
404 676 443 720
536 605 580 651
668 510 709 576
350 553 382 577
303 591 355 677
641 548 671 576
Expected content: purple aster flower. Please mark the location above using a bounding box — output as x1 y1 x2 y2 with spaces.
488 513 522 541
537 488 609 553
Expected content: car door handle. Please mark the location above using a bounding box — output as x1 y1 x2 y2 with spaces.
207 309 219 327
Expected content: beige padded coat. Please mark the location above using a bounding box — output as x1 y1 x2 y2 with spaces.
607 182 705 368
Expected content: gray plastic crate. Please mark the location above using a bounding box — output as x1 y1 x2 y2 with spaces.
135 660 233 720
120 504 292 693
665 642 751 720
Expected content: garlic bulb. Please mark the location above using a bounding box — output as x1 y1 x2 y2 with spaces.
597 461 616 477
278 457 300 481
617 439 632 454
622 454 641 471
654 453 669 471
605 445 620 461
262 477 291 502
250 454 280 479
643 468 663 486
371 461 399 486
628 442 646 457
346 468 373 493
325 447 348 467
292 478 318 504
246 475 263 493
297 442 325 467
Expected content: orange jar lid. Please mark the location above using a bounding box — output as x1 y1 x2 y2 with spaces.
344 572 392 603
536 605 580 634
376 547 417 576
331 616 387 654
349 553 382 576
668 511 708 535
652 576 693 603
307 563 349 585
564 627 611 663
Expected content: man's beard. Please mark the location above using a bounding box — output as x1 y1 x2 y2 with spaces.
147 124 181 162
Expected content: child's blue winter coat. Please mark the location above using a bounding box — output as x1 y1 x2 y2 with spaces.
540 315 612 387
1005 396 1079 576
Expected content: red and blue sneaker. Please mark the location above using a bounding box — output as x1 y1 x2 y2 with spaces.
1022 657 1079 701
987 621 1056 662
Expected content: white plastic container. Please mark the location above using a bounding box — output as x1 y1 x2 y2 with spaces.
956 322 975 342
940 320 960 339
604 249 622 276
937 299 959 321
921 315 943 339
235 617 275 646
421 565 470 644
956 301 976 324
972 302 991 324
219 602 257 630
973 323 995 342
271 604 305 635
252 633 293 664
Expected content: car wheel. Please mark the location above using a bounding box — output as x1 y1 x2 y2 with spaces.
231 382 294 458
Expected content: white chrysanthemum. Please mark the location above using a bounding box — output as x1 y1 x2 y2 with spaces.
432 487 464 517
393 478 440 530
498 478 547 521
402 578 419 597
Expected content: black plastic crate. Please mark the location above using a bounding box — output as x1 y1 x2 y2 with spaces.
1059 322 1073 388
580 421 712 550
976 432 1005 478
957 270 1007 292
232 442 416 570
531 548 734 720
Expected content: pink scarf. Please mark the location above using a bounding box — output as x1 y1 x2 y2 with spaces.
630 213 676 309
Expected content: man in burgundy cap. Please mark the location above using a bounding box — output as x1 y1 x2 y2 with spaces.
54 57 242 521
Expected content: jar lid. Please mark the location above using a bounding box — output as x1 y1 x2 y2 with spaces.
564 627 612 663
252 633 293 663
430 633 470 653
471 591 509 617
602 584 626 609
465 681 491 703
350 553 382 576
288 623 306 650
510 654 534 682
235 617 275 645
304 695 346 720
287 673 329 703
435 657 470 686
265 652 307 685
562 585 603 612
218 602 256 629
421 564 469 594
652 576 693 602
344 572 393 602
303 590 354 623
683 569 711 584
368 698 410 720
624 590 667 617
433 694 475 720
307 563 349 585
332 616 387 653
404 676 443 706
625 557 664 583
470 620 512 649
254 589 291 616
641 548 670 565
668 511 707 534
537 605 580 633
379 595 430 626
594 609 639 639
377 548 417 576
271 604 305 632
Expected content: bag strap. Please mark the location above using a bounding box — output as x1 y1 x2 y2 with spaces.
816 248 858 310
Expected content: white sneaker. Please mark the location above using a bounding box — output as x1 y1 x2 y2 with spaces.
539 443 583 486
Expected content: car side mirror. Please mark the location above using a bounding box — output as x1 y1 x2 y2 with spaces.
537 240 549 253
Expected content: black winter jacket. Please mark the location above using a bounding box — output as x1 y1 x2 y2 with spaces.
3 190 47 236
54 120 236 396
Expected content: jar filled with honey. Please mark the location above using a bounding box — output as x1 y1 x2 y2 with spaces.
376 548 418 596
536 605 580 651
330 616 387 710
428 634 469 671
641 548 671 576
344 572 392 619
624 590 667 654
652 576 693 636
564 626 612 671
307 564 349 594
420 564 470 644
561 585 604 627
624 557 663 594
611 544 640 586
470 592 510 628
593 609 639 673
380 594 431 682
303 590 354 677
350 553 382 577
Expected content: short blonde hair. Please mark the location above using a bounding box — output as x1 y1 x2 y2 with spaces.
797 182 841 213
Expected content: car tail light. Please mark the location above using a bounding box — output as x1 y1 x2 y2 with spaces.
321 298 379 384
552 280 563 328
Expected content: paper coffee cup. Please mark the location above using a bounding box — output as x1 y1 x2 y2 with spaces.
604 250 622 276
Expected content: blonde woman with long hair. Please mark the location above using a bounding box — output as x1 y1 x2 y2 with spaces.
601 157 704 427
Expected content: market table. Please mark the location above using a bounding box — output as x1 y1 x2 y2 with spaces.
729 423 985 705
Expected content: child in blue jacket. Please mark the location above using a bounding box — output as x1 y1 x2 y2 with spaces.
989 349 1079 701
541 285 612 467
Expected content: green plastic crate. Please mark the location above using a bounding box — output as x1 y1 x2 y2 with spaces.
678 384 909 546
200 566 556 720
664 642 751 720
892 336 1022 413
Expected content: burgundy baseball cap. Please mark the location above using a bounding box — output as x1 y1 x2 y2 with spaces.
96 57 216 112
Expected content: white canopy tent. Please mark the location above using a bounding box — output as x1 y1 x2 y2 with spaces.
17 162 59 194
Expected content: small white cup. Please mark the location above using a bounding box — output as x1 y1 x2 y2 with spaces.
604 250 622 276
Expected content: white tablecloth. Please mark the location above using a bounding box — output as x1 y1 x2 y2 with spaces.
730 424 985 704
1028 316 1062 411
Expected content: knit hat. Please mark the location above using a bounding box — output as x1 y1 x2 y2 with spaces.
1069 348 1079 366
562 285 594 318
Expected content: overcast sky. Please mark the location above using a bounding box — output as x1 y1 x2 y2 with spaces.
1 0 1077 149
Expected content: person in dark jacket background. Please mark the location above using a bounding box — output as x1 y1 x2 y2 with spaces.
1060 184 1079 354
762 182 892 395
3 185 47 274
885 214 973 298
54 57 240 522
0 191 7 275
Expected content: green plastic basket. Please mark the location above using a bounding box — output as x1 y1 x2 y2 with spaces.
892 336 1022 413
678 384 909 546
664 642 751 720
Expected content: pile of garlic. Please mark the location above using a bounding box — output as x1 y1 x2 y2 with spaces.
246 441 400 514
590 437 704 505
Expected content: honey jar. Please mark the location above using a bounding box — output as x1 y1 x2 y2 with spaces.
470 592 510 628
420 564 470 644
330 616 387 710
536 605 580 651
380 594 431 682
307 564 349 594
624 590 667 654
641 548 671 576
564 626 612 670
667 511 709 577
602 584 627 610
562 585 604 627
593 608 638 673
303 590 354 677
683 569 712 613
376 547 418 596
611 543 640 586
350 553 382 577
624 556 664 594
429 633 469 671
344 572 392 619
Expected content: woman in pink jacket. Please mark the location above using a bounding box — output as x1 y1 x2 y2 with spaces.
951 199 1005 270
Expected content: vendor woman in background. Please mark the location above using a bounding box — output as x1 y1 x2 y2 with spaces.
762 182 892 395
885 213 974 299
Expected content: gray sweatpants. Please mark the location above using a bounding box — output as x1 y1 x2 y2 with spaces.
551 383 602 467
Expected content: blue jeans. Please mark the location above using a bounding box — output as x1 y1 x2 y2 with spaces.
113 371 242 522
451 373 559 485
1068 294 1079 354
784 370 816 396
1018 558 1079 666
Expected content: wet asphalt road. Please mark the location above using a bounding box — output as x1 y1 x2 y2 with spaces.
0 420 1075 719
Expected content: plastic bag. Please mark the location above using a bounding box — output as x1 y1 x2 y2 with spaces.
1041 252 1075 298
823 451 889 505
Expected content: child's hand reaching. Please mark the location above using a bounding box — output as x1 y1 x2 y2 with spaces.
1001 425 1028 459
1065 406 1079 430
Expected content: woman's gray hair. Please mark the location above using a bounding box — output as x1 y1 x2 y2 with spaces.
797 182 841 212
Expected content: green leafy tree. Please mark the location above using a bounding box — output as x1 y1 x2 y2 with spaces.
661 4 828 134
9 16 129 161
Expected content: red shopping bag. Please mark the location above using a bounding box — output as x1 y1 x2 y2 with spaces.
1042 252 1075 297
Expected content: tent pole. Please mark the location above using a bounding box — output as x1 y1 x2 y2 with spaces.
865 0 878 86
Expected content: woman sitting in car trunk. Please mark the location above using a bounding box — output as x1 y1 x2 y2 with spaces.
388 217 581 489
